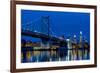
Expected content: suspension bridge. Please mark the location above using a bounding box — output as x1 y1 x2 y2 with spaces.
21 16 67 45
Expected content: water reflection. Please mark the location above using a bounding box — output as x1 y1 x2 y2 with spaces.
21 47 90 63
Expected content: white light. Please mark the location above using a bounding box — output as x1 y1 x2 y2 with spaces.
74 35 76 38
80 31 82 34
34 30 37 32
66 39 70 41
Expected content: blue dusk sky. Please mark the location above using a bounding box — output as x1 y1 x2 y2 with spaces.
21 9 90 43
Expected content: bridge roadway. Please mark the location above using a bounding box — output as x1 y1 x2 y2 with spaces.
22 29 67 43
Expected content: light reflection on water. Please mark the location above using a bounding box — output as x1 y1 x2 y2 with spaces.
21 47 90 63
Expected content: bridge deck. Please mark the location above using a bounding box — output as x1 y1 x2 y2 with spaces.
22 29 67 43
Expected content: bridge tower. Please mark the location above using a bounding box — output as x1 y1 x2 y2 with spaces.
40 16 51 49
41 16 50 35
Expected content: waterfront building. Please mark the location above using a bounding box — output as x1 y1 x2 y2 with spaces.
78 31 83 60
66 38 72 60
72 35 77 60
